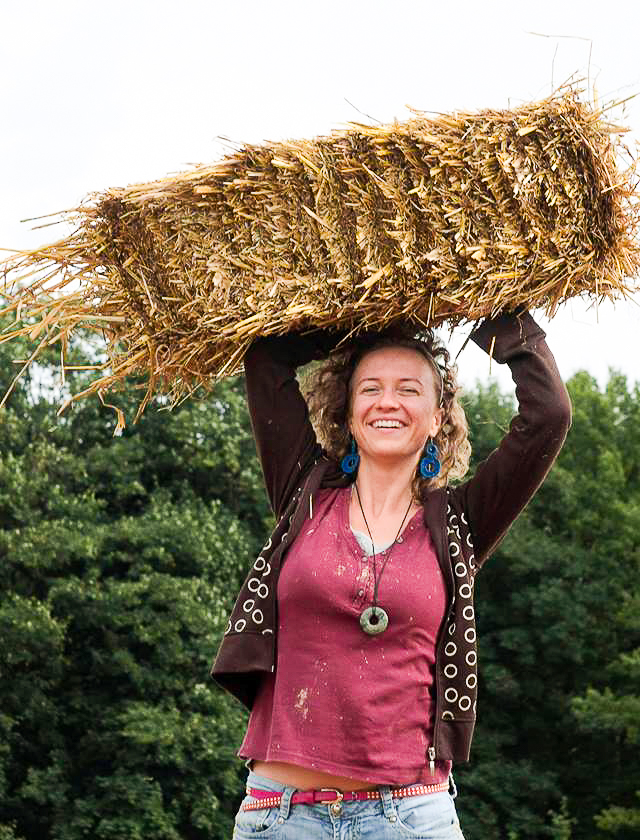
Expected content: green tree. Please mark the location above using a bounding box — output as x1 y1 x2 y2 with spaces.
455 372 640 840
0 322 268 839
2 321 640 840
572 590 640 838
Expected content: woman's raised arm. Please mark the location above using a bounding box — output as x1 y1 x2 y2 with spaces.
244 329 344 518
456 310 572 567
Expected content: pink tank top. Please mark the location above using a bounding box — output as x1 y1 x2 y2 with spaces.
239 487 451 785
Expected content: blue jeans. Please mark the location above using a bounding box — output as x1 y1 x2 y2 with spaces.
233 771 465 839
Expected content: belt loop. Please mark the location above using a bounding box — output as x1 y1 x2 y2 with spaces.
378 786 397 820
448 773 458 799
277 785 295 821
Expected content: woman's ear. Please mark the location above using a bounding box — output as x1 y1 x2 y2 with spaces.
347 403 354 436
430 407 445 438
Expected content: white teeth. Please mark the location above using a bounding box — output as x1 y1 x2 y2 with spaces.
372 420 402 428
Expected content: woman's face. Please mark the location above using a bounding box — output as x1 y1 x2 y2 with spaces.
348 346 444 468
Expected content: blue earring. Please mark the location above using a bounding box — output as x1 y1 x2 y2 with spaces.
419 440 441 478
341 437 360 475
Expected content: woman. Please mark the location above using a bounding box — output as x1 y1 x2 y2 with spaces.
212 309 572 838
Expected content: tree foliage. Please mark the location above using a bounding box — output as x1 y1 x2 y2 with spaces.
571 588 640 838
1 326 639 839
0 325 268 839
455 372 640 840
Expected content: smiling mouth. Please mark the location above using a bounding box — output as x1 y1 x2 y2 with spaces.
370 420 405 429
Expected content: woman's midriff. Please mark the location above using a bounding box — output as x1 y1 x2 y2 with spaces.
250 759 382 791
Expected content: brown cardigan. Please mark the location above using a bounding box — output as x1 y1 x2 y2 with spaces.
211 311 572 764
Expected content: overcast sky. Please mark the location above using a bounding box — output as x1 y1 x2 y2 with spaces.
1 0 639 394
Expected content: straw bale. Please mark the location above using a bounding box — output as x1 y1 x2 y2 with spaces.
2 88 639 427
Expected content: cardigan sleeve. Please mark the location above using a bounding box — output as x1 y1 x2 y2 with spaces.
454 310 572 567
244 329 345 519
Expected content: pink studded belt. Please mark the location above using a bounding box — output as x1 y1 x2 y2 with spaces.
241 781 449 811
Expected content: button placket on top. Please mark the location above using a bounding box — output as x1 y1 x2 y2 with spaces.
353 549 373 608
340 489 375 609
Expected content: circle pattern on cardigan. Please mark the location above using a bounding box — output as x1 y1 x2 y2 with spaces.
223 489 302 636
441 499 477 718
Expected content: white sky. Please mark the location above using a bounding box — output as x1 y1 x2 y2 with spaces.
1 0 639 394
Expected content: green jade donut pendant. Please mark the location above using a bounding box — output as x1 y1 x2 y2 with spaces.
359 606 389 635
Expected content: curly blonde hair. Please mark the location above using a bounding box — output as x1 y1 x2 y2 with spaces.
302 327 471 501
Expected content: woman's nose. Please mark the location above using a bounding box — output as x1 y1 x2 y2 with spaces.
376 388 400 408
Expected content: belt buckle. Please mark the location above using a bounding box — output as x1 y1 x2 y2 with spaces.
318 788 344 805
319 788 344 817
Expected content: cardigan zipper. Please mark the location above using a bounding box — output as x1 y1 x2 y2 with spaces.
428 746 436 775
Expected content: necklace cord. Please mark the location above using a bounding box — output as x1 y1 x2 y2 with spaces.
353 483 414 615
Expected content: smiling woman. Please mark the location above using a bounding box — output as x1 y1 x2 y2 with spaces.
211 310 572 839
